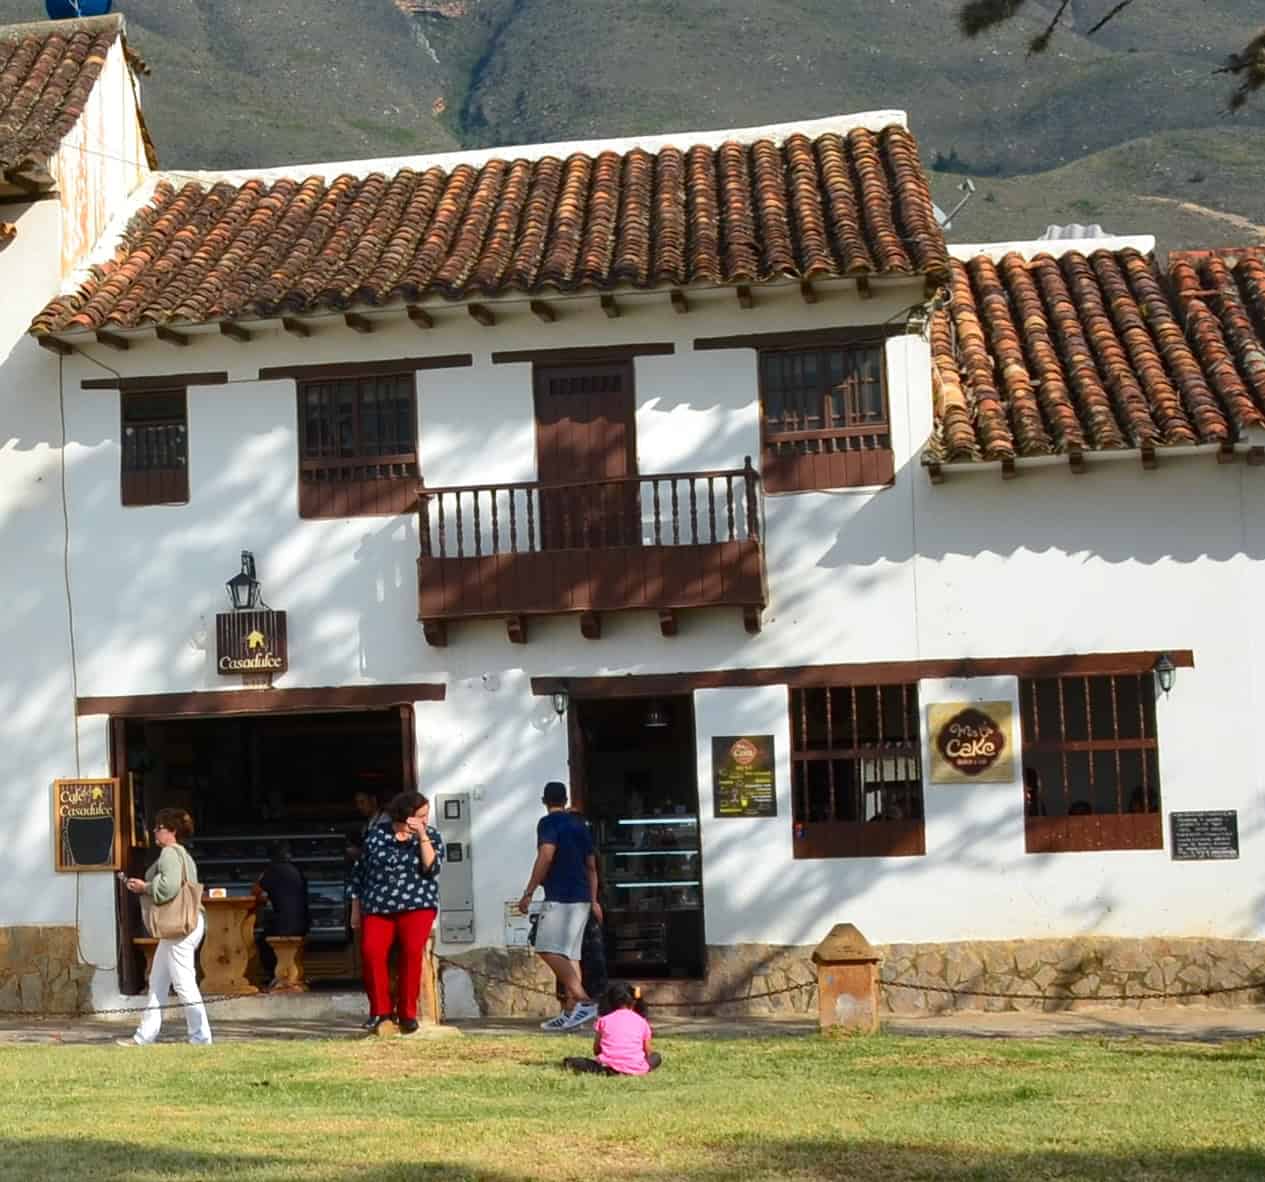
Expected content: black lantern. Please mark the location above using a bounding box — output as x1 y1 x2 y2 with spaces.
226 551 261 612
643 699 670 729
1154 653 1176 697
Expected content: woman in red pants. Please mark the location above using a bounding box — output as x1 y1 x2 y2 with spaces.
349 791 444 1035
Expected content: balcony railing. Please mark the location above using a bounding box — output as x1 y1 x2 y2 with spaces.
417 460 766 645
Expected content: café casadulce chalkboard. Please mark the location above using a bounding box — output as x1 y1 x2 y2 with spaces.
53 778 123 872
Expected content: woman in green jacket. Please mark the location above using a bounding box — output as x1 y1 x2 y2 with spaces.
119 808 212 1045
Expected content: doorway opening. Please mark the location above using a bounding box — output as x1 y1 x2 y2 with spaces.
114 707 412 992
571 694 704 980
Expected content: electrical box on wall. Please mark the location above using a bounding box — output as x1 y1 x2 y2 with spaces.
436 792 474 943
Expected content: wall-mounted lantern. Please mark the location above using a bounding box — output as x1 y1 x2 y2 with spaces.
1154 653 1176 697
551 690 569 718
225 551 261 612
643 699 671 729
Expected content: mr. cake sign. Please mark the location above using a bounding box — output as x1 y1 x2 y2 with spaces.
928 702 1015 784
215 609 288 676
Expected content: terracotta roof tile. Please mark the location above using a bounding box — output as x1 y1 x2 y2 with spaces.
32 124 949 333
0 16 120 176
926 245 1265 470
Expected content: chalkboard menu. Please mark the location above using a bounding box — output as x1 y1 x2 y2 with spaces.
53 778 122 872
1170 810 1239 861
713 735 777 818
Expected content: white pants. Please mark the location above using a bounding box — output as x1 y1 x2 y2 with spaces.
134 914 212 1045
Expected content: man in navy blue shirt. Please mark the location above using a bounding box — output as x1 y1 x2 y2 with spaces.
518 781 601 1031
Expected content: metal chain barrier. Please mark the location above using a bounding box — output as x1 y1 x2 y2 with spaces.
877 976 1265 1004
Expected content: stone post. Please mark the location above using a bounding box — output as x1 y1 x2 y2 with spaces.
811 924 881 1033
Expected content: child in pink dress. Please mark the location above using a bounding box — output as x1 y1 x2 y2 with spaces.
563 982 662 1076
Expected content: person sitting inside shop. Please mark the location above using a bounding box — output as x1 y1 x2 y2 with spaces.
251 842 310 987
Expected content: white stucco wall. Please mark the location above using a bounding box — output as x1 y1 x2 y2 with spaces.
6 272 1265 1001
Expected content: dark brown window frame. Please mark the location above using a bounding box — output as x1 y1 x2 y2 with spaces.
789 681 925 859
757 340 894 494
1020 672 1163 854
297 370 419 519
120 387 189 507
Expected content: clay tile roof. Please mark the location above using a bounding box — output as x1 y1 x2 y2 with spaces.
30 120 950 334
0 14 123 178
925 243 1265 470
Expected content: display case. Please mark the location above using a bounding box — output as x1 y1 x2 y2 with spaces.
190 831 349 941
599 816 703 978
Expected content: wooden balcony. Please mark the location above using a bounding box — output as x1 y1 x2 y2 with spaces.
417 461 766 645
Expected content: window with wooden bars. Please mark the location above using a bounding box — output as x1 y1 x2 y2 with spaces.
789 682 925 859
121 389 188 506
297 373 418 518
759 343 893 493
1019 673 1163 853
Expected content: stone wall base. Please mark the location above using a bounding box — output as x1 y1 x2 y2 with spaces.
0 926 94 1016
437 937 1265 1019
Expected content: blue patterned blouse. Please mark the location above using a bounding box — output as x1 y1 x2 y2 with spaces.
349 822 445 915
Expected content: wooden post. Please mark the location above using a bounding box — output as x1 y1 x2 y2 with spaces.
420 931 440 1024
811 923 881 1033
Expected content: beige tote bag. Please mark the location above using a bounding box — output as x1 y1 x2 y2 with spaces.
141 848 201 941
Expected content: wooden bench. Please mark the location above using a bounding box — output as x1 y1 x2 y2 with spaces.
265 936 307 992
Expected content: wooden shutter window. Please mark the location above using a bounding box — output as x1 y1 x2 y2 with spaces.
759 343 893 493
121 389 189 507
297 373 418 518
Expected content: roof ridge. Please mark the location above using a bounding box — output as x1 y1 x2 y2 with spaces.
0 12 123 42
948 235 1156 263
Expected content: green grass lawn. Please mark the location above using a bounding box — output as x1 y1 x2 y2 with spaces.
1 1032 1263 1180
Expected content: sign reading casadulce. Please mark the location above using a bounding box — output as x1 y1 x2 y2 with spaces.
215 609 288 676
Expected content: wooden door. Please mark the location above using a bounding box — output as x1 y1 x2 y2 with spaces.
111 718 146 995
534 362 638 549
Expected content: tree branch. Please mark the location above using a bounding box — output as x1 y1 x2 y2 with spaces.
1028 0 1072 56
959 0 1027 38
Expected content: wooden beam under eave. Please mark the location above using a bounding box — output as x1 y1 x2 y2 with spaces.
1140 446 1157 471
1068 450 1086 475
1000 458 1017 480
580 612 601 640
657 609 677 638
856 275 872 300
799 280 817 305
506 615 528 644
600 294 619 319
38 335 72 356
345 313 374 335
530 300 556 324
1249 445 1265 467
468 303 496 328
742 606 763 635
96 329 130 352
407 306 433 329
670 289 689 315
926 461 944 485
736 285 754 310
1217 441 1237 465
6 164 53 194
220 322 253 344
281 317 311 338
422 620 447 648
155 326 190 347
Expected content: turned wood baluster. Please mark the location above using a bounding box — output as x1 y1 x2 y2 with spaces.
726 474 736 541
418 480 432 558
455 491 465 558
509 488 518 553
689 478 699 545
473 488 482 557
743 456 759 540
707 476 717 543
490 487 499 554
652 479 662 545
437 493 447 558
526 488 536 552
671 479 680 545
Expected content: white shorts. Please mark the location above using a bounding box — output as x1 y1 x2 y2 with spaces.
533 900 590 960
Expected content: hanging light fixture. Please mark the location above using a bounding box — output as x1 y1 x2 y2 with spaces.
225 551 261 612
643 699 670 729
1154 653 1176 697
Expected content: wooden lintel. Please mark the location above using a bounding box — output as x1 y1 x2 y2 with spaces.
155 325 190 348
281 317 311 338
1140 447 1157 471
742 606 763 635
345 313 374 334
579 612 601 640
670 289 689 315
530 300 556 324
856 275 872 300
600 294 619 319
407 305 434 329
468 303 496 328
926 461 944 485
799 280 817 305
95 330 130 352
1000 458 1017 480
1068 450 1086 475
37 336 72 356
1249 446 1265 467
657 609 678 638
736 285 754 310
506 615 528 644
422 619 448 648
220 321 253 344
1217 441 1237 465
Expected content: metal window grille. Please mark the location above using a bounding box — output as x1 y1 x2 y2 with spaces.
1019 673 1161 819
121 390 187 474
789 683 923 826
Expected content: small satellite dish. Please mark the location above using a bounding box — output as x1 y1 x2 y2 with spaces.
45 0 114 18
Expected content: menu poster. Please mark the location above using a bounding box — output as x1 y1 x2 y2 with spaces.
712 735 777 818
53 778 122 872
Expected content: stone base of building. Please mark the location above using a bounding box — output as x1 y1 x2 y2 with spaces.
0 926 94 1016
437 938 1265 1019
